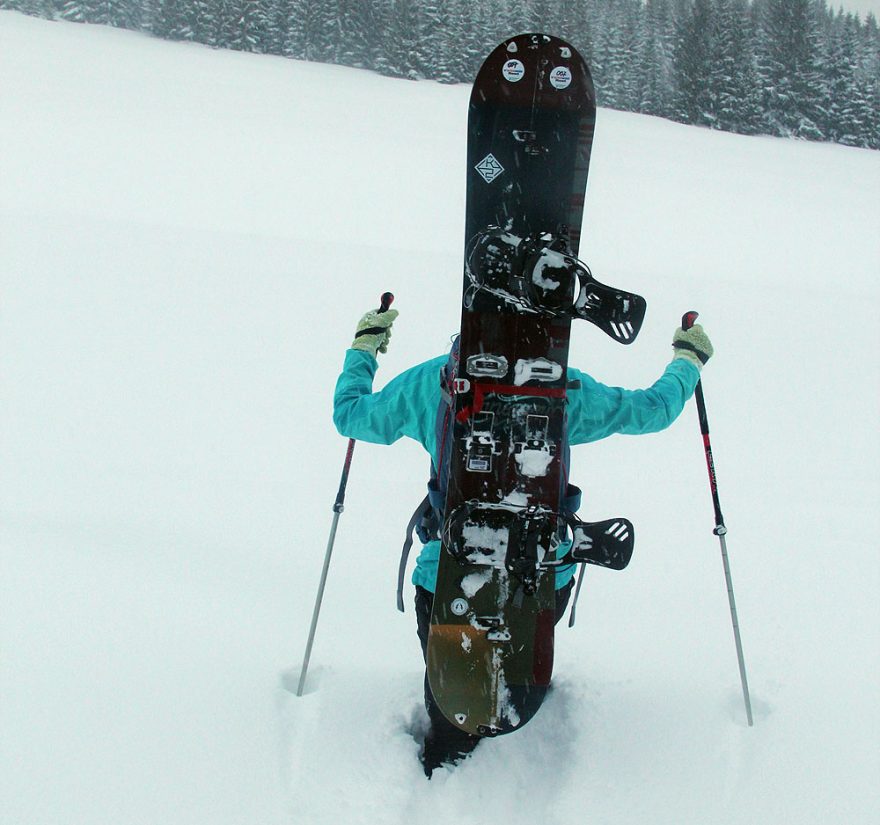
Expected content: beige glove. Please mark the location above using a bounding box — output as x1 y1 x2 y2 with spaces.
351 308 399 357
672 323 714 370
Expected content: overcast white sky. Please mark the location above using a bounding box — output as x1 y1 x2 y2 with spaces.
835 0 880 18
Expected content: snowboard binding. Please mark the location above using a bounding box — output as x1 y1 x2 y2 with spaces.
466 227 647 344
441 499 634 591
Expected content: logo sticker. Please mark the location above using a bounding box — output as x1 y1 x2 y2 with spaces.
502 59 525 83
451 598 469 616
550 66 573 90
475 153 504 183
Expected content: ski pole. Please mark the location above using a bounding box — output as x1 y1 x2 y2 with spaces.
682 311 753 727
295 292 394 697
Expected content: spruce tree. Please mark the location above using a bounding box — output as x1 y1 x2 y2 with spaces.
637 0 676 118
336 0 376 71
758 0 826 139
712 0 762 134
386 0 423 79
59 0 85 22
674 0 715 126
287 0 335 63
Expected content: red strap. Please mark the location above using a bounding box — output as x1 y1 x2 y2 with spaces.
456 382 566 422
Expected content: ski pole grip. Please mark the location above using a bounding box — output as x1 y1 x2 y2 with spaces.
379 292 394 313
682 310 699 331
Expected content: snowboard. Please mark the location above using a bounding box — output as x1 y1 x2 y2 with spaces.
426 34 645 738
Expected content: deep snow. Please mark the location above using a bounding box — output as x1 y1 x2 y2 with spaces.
1 13 878 825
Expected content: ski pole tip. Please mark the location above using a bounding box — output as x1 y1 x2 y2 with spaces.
682 310 699 330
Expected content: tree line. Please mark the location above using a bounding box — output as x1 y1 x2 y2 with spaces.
4 0 878 149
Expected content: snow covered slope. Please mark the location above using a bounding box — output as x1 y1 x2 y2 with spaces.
1 12 878 825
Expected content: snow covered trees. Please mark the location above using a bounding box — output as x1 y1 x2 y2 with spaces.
5 0 877 149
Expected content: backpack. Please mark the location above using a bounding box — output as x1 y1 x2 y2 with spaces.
396 336 583 612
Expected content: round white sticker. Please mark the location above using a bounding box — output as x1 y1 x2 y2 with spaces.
451 598 469 616
502 59 525 83
550 66 572 90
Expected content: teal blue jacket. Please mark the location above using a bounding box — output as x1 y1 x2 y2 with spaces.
333 348 700 593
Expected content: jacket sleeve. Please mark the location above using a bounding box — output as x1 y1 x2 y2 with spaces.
332 349 444 453
566 358 700 445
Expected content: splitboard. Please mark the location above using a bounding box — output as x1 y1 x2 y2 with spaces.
426 33 645 738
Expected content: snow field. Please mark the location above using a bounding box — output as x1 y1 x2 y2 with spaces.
1 12 879 825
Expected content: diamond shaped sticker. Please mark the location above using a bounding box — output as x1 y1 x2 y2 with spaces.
475 153 504 183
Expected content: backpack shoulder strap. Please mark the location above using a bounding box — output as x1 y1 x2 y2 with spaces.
398 337 469 610
397 493 430 612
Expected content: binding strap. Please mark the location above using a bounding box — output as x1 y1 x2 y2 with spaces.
673 339 710 364
456 382 567 422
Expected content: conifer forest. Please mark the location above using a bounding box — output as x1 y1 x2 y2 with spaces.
4 0 879 149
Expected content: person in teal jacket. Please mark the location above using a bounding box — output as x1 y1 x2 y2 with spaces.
333 305 713 776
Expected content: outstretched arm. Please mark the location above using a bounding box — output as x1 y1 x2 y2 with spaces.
333 346 446 452
567 322 714 444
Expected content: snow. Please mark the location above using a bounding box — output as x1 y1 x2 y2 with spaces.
514 444 554 477
529 249 565 290
460 570 492 598
1 11 879 825
462 524 508 563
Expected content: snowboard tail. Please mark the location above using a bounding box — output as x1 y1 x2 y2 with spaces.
430 504 633 736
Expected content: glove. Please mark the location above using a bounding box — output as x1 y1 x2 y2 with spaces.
351 307 399 357
672 323 714 370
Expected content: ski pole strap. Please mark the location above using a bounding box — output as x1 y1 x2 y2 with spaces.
397 493 431 612
354 292 395 339
456 382 567 422
355 325 389 338
672 339 711 364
